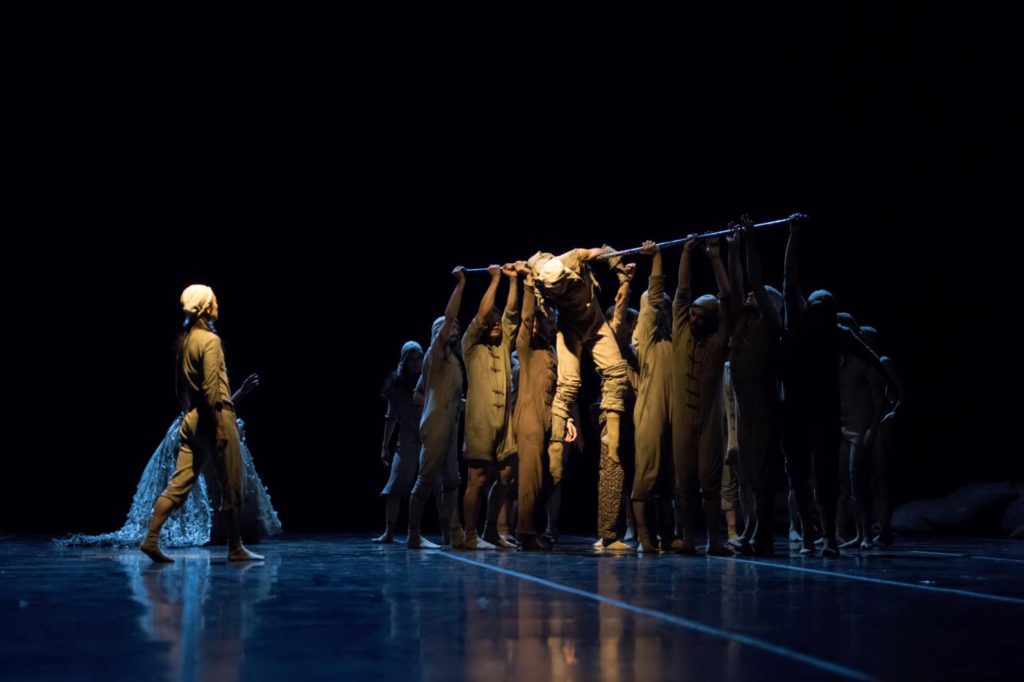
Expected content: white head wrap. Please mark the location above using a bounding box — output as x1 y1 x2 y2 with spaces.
538 257 567 286
180 284 215 318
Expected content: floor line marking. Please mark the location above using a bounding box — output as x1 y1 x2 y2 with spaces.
437 551 877 682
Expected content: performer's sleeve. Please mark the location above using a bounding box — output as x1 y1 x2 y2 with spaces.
201 335 225 411
462 316 486 355
673 286 692 338
502 307 520 348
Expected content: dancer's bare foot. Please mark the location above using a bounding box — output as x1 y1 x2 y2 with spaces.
406 534 441 549
821 540 841 558
228 546 265 562
483 530 516 549
729 537 754 556
839 535 863 550
462 534 496 550
670 538 697 555
637 540 660 555
140 541 174 564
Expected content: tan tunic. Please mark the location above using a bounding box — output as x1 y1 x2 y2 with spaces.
529 249 629 418
462 312 519 462
162 326 242 510
513 288 557 535
179 327 233 412
672 288 731 427
631 274 675 499
670 287 732 503
414 334 464 491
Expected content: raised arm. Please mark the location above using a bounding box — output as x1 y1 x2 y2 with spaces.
676 234 697 296
784 218 806 328
610 263 636 335
477 265 502 321
440 266 466 344
503 264 520 317
743 215 782 330
704 237 734 335
726 227 745 324
635 241 662 357
673 235 699 329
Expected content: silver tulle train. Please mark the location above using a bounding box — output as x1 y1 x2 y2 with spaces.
58 415 282 548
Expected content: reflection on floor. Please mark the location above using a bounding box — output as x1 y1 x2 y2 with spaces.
2 535 1022 681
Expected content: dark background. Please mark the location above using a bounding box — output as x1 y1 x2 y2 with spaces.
4 4 1016 535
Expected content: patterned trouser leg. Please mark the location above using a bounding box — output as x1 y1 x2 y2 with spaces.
597 412 626 541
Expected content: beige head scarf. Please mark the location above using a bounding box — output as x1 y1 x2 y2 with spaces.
181 284 216 318
538 257 567 287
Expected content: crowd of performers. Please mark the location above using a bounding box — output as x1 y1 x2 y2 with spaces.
121 215 900 563
376 216 902 555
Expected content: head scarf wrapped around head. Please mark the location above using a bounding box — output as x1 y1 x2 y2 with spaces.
431 316 446 339
693 294 719 320
181 284 215 319
398 340 423 374
538 257 567 287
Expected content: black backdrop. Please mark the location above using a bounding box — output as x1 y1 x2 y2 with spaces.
5 4 1016 535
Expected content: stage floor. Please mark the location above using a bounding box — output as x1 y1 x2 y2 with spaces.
2 534 1022 681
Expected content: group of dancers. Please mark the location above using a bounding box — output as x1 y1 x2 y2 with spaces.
377 216 901 555
65 215 900 562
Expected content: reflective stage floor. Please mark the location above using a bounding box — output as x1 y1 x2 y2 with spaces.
2 535 1022 681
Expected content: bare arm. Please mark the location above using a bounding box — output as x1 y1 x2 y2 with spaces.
576 245 628 279
705 238 734 335
575 247 606 262
726 227 745 323
707 238 731 299
743 216 782 330
518 276 536 350
673 235 699 333
440 267 466 344
635 241 662 357
503 264 520 317
843 327 902 416
676 235 697 296
610 263 636 335
784 219 806 328
477 265 501 321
